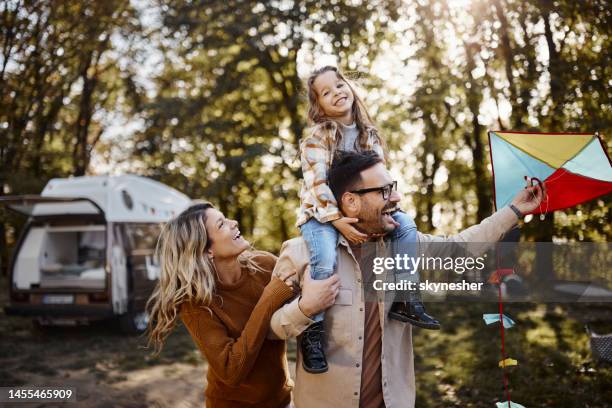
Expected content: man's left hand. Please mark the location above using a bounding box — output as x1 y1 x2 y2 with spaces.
510 182 545 215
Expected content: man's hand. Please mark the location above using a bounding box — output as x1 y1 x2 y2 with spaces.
332 217 368 244
298 272 340 318
510 182 545 215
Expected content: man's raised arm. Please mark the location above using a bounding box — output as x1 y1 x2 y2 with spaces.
416 205 519 258
417 183 544 258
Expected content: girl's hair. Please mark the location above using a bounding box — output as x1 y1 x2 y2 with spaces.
146 202 264 354
306 65 385 152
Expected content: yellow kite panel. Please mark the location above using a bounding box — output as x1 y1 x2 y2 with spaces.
495 132 593 168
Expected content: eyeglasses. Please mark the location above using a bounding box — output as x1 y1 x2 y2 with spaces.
350 181 397 200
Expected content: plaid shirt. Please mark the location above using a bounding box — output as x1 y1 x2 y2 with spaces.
296 121 385 227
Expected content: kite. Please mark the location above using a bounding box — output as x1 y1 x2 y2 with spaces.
487 268 514 284
475 131 610 407
483 313 515 329
488 131 612 214
496 402 526 408
485 130 611 407
498 358 518 368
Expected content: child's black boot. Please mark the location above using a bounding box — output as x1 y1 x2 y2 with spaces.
300 321 328 373
388 290 440 330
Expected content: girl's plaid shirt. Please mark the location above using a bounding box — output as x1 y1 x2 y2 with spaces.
296 120 386 227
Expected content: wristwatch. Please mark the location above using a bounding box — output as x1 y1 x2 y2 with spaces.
509 204 523 219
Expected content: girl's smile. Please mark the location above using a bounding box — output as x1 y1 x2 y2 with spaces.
334 96 348 106
312 70 354 123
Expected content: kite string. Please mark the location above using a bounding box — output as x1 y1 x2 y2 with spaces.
496 243 512 407
525 176 550 216
498 284 512 407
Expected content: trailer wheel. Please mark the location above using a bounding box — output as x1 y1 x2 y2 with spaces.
119 310 149 335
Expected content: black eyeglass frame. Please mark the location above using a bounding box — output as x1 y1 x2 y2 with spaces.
350 181 397 200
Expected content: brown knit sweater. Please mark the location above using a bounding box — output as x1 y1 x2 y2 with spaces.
180 252 295 408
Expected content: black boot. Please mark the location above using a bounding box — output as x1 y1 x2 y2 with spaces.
300 321 328 373
389 301 440 329
388 289 441 330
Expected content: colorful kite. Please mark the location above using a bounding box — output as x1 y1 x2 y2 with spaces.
483 313 515 329
485 130 612 408
498 358 518 368
488 131 612 214
496 402 525 408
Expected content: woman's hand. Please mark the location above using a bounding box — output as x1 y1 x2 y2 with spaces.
276 264 299 288
510 182 545 215
332 217 368 244
298 272 340 318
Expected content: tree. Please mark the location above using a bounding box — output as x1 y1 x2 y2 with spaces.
0 0 141 272
132 0 402 249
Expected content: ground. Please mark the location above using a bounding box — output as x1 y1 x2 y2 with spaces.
413 301 612 407
1 274 611 407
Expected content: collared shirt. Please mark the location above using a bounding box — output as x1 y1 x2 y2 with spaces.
353 243 385 408
296 121 385 227
269 206 518 408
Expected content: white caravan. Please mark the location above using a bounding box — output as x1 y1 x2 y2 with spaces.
1 175 191 333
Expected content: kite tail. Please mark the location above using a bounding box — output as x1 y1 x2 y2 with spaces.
498 283 512 407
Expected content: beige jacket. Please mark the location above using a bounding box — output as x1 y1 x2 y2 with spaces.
269 206 518 408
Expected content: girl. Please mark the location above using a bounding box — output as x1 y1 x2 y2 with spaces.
297 66 440 374
146 202 334 407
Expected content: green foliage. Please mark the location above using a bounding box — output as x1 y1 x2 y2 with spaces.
131 0 401 249
405 0 611 240
1 0 610 269
0 0 141 267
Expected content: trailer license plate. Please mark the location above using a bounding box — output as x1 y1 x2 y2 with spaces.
42 295 74 304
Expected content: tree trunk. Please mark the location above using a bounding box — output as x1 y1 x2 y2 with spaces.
465 42 493 221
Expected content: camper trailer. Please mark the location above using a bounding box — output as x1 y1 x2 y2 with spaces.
1 175 191 333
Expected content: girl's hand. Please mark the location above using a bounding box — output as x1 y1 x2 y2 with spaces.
332 217 368 244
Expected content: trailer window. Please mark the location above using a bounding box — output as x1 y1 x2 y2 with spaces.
22 225 108 290
125 224 162 255
125 224 162 280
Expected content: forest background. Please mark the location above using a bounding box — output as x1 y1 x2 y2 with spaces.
1 2 611 406
1 0 610 269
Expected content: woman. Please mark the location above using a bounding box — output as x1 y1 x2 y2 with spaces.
146 202 338 407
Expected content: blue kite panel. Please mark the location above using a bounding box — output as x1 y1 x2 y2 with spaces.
490 133 556 209
562 137 612 182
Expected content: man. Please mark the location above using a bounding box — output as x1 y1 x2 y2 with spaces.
269 150 543 408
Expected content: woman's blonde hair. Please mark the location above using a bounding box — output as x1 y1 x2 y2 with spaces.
306 65 385 152
146 202 264 354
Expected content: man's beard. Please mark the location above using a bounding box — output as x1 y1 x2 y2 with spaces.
357 201 399 235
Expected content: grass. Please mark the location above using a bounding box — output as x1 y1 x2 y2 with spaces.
0 274 201 388
1 273 611 407
413 302 612 407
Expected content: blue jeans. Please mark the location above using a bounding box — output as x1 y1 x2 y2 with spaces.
386 211 420 301
300 212 420 321
300 218 339 322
